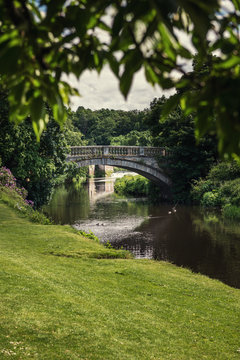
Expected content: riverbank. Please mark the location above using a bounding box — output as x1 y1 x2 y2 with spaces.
0 198 240 359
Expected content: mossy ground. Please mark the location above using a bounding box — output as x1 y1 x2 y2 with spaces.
0 194 240 359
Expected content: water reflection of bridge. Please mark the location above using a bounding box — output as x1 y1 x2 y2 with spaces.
87 178 114 203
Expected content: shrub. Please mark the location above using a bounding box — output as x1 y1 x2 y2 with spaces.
25 208 51 224
0 167 52 223
76 230 99 243
222 204 240 220
208 161 240 182
201 191 220 207
114 175 150 196
0 186 51 225
0 166 30 203
218 178 240 206
191 178 214 204
0 166 17 187
191 162 240 208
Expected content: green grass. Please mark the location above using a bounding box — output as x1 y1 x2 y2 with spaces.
0 196 240 359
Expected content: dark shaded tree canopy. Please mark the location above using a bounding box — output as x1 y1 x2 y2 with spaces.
147 97 218 202
0 88 68 207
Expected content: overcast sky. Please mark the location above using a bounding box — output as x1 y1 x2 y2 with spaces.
68 66 174 111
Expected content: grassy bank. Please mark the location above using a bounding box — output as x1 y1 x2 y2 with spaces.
0 193 240 359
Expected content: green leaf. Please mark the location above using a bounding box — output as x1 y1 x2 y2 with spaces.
232 0 240 11
120 69 133 99
32 117 47 142
215 56 240 70
30 96 45 123
112 11 124 37
107 53 119 78
0 46 21 75
144 63 159 85
157 23 177 61
161 93 181 120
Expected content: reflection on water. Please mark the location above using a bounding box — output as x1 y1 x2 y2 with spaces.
44 177 240 289
88 178 114 203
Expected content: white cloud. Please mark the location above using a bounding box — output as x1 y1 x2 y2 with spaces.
67 66 174 111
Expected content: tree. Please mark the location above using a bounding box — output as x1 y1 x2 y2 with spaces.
0 1 240 157
64 108 87 146
110 130 153 146
147 97 218 202
0 88 68 207
72 106 149 144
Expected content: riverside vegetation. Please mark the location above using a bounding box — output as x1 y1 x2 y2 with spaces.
1 181 240 359
192 161 240 220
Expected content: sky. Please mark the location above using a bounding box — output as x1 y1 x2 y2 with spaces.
68 66 174 112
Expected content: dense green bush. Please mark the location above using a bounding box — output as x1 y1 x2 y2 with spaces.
222 204 240 220
218 178 240 206
191 161 240 218
200 191 220 208
0 167 29 202
191 179 214 204
192 162 240 206
208 162 240 182
0 181 50 225
114 175 150 197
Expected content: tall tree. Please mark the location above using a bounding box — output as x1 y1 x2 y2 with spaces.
147 97 218 202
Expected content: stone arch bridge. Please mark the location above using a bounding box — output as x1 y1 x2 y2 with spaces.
67 146 171 187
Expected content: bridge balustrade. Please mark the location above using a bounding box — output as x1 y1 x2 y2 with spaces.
70 146 167 158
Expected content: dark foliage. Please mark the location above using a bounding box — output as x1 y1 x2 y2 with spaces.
0 89 68 207
147 97 218 203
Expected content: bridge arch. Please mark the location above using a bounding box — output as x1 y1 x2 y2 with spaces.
74 157 171 186
67 146 172 188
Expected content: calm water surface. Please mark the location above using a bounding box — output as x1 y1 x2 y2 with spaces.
44 176 240 289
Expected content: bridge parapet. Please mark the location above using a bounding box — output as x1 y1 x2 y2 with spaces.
70 146 167 158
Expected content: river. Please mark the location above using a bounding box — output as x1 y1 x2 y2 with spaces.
44 175 240 289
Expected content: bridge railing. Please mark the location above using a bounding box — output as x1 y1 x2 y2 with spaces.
69 146 167 158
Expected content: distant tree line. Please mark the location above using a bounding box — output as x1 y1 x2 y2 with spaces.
71 106 150 146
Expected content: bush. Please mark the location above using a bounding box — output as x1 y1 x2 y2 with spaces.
75 230 99 243
25 208 51 224
0 167 52 224
191 179 214 204
0 167 28 202
218 178 240 206
222 204 240 220
201 191 220 207
0 186 51 225
114 175 150 196
208 161 240 182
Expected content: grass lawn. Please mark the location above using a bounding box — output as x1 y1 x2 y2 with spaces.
0 199 240 359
